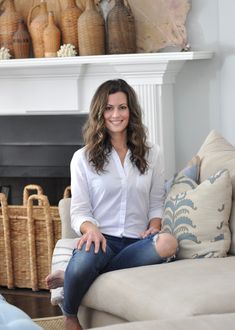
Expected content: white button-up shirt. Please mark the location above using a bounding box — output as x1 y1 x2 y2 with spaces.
70 144 165 238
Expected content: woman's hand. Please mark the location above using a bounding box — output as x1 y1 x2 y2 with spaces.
140 218 161 239
77 221 106 254
140 226 160 239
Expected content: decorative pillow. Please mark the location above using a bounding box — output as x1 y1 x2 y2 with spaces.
197 130 235 254
165 155 200 194
0 296 42 329
162 169 232 259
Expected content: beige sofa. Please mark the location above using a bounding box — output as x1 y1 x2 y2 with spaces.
51 130 235 329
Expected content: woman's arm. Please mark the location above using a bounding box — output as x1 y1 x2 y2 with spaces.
148 145 165 221
71 150 106 253
140 145 165 238
70 150 100 236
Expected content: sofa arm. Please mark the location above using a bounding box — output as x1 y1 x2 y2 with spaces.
50 238 77 305
58 198 77 239
52 198 79 305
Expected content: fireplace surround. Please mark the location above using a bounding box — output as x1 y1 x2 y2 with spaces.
0 52 213 204
0 114 87 205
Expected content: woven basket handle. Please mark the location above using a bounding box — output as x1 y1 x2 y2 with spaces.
63 186 71 198
27 3 40 28
27 194 54 291
23 184 44 206
0 193 14 289
124 0 133 15
0 0 6 9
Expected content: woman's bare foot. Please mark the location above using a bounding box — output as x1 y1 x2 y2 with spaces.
45 269 64 289
65 315 83 330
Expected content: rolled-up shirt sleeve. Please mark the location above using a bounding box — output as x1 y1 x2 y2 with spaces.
148 145 165 220
70 150 100 236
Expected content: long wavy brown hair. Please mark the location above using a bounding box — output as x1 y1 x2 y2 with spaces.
83 79 150 174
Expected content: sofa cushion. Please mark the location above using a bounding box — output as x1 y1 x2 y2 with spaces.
82 257 235 322
162 169 232 259
87 313 235 330
197 130 235 254
88 313 235 330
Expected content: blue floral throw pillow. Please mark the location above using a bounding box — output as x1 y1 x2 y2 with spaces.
165 155 200 194
162 169 232 259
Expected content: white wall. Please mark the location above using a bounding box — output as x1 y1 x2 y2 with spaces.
174 0 235 169
218 0 235 145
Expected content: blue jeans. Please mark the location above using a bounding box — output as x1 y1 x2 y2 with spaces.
62 233 166 316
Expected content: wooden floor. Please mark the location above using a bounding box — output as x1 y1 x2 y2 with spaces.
0 287 62 319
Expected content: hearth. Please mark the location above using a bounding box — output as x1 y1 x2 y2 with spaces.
0 114 87 205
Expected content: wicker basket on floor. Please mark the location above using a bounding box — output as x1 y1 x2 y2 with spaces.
0 184 62 291
33 316 65 330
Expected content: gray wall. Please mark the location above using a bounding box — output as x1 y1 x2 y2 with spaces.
174 0 235 169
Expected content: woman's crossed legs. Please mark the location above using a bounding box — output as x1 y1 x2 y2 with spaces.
46 232 177 330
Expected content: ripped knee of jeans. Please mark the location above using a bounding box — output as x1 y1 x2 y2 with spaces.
152 232 178 262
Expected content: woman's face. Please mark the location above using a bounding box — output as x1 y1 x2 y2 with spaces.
103 92 130 136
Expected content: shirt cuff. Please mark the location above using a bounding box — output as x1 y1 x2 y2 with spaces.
71 216 100 236
148 209 164 221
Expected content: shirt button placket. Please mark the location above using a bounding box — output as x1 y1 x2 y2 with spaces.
119 175 127 237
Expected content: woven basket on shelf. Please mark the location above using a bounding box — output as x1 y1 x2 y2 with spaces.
106 0 136 54
43 11 61 57
78 0 105 55
27 0 48 58
60 0 82 52
0 184 63 291
12 17 30 59
0 0 20 58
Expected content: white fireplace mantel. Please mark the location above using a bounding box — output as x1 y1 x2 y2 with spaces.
0 51 213 177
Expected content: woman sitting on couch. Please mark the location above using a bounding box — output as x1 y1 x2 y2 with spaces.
46 79 178 330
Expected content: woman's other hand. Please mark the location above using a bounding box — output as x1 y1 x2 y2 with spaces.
140 218 161 239
139 226 160 239
77 221 106 254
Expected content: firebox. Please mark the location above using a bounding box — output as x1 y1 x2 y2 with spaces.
0 114 87 205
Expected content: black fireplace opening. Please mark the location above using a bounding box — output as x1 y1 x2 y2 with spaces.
0 114 88 205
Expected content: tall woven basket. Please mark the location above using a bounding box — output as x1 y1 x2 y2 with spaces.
106 0 136 54
60 0 82 52
0 0 20 58
0 184 62 291
78 0 105 55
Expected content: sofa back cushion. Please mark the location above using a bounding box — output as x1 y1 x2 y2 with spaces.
162 169 232 259
197 130 235 254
